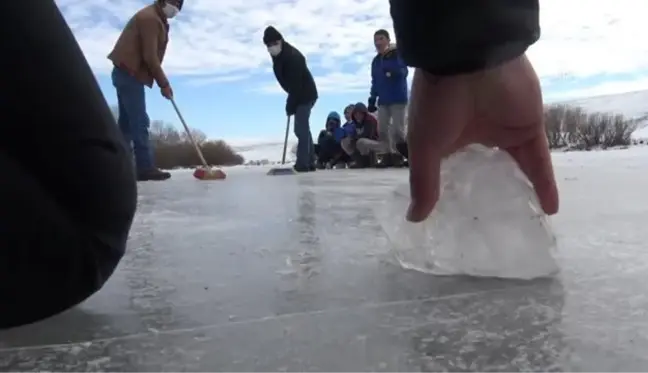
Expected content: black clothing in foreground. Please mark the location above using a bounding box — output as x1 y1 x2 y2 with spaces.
0 0 137 329
271 41 318 115
389 0 540 75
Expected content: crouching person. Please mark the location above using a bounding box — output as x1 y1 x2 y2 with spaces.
341 103 380 168
315 111 345 168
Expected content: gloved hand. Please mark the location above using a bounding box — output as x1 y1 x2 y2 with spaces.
285 96 297 116
368 97 377 113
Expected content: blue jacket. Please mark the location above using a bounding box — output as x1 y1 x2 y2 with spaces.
370 46 408 106
337 121 356 142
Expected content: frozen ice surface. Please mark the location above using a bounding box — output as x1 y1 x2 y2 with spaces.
3 147 648 371
376 145 558 279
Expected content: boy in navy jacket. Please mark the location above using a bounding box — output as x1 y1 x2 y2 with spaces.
368 29 408 167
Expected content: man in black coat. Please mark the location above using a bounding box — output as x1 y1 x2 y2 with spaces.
263 26 319 172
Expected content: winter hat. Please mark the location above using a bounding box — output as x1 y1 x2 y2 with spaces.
263 26 283 45
327 111 341 122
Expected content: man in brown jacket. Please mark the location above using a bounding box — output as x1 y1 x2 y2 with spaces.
108 0 183 181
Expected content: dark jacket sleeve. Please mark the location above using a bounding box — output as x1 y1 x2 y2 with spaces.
273 65 290 94
0 0 137 329
369 55 378 99
389 0 540 75
284 48 308 105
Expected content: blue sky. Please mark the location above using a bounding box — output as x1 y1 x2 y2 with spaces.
93 73 373 142
60 0 648 148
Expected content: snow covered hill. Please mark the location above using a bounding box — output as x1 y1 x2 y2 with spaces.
555 89 648 141
233 140 297 164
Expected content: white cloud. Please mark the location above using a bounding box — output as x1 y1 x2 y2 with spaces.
527 0 648 79
185 73 253 86
60 0 648 98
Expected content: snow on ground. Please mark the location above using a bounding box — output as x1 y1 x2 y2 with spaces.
232 141 297 164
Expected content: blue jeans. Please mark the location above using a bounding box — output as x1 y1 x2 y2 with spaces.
293 102 315 168
111 67 153 172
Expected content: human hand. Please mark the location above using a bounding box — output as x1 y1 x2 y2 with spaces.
285 98 296 116
406 54 559 222
367 98 378 113
367 97 377 111
160 85 173 100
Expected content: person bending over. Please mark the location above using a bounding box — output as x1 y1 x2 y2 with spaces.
263 26 319 172
341 103 380 169
108 0 184 181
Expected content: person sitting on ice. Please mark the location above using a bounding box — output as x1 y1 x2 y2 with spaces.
341 102 380 168
315 111 348 168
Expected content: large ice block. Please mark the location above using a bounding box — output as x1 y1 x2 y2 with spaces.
376 144 559 280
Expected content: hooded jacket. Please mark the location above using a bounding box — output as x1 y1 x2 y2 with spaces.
319 111 344 144
323 111 347 143
369 44 409 106
264 27 318 113
352 102 379 140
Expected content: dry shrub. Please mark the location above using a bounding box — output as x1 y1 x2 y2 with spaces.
543 104 568 148
149 121 244 169
544 103 636 150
